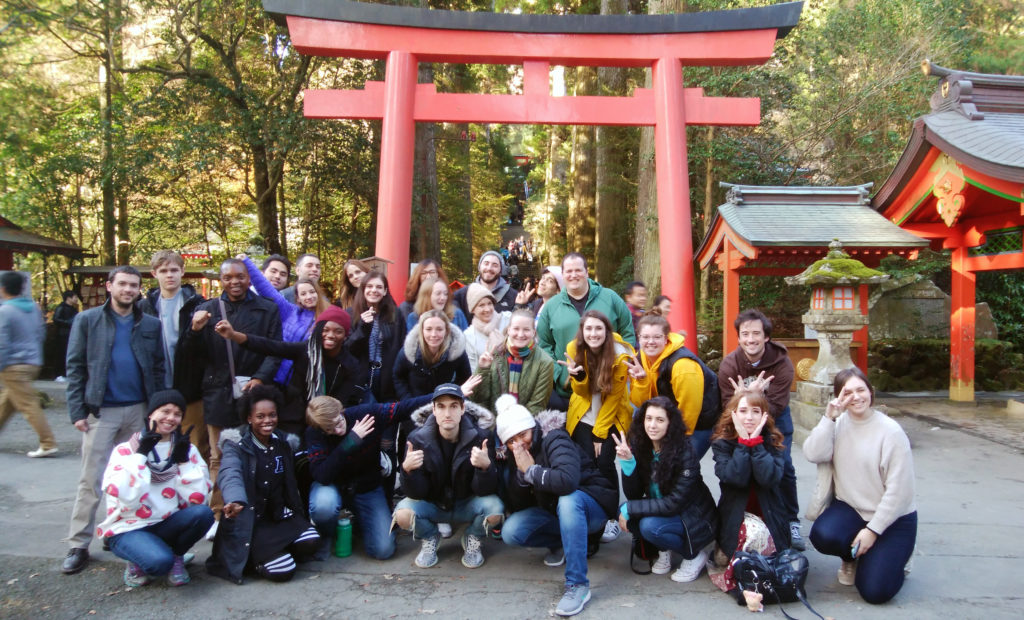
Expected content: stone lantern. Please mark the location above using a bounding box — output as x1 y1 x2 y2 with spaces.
786 240 889 436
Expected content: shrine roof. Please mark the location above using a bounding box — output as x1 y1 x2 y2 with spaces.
0 217 93 258
263 0 802 37
875 62 1024 211
696 183 926 266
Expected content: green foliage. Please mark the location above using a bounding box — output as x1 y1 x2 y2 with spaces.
977 272 1024 352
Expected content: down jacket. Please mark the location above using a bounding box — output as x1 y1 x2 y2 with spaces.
392 322 472 400
402 400 498 511
499 409 617 518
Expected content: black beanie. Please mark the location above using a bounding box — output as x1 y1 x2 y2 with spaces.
147 389 187 417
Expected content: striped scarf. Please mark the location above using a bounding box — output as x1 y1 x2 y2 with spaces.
505 339 535 400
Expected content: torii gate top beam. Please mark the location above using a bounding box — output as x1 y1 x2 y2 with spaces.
265 0 802 66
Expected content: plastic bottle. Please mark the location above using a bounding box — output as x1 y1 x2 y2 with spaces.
334 511 353 558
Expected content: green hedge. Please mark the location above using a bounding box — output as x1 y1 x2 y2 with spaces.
868 338 1024 392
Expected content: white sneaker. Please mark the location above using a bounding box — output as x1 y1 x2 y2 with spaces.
438 522 453 539
55 376 67 383
671 546 710 582
205 520 219 541
27 447 58 458
652 550 672 575
601 520 620 543
838 560 856 586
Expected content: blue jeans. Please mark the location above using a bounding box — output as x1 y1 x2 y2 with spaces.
776 405 798 522
810 499 917 604
395 495 505 540
108 504 214 576
690 429 712 462
501 490 607 587
636 515 707 560
309 482 396 560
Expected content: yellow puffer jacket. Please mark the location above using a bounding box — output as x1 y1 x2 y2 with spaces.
566 333 636 440
629 331 704 435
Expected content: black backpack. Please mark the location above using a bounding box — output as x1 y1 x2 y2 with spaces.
655 346 721 431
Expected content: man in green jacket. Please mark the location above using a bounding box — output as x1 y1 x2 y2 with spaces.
535 252 635 409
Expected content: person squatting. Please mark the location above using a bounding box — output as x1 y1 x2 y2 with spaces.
58 250 916 616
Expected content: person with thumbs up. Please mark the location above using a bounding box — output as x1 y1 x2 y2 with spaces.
392 383 503 569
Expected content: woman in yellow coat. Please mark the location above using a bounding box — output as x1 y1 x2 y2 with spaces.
562 310 639 542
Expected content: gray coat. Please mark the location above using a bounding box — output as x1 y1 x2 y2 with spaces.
65 300 166 423
0 296 44 370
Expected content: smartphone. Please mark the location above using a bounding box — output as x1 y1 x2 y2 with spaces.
850 541 860 558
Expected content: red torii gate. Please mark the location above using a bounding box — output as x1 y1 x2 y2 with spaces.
264 0 803 340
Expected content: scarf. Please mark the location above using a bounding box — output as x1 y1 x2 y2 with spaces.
471 312 501 335
505 338 535 400
129 432 179 483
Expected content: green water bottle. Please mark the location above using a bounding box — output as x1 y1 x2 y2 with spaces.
334 511 353 558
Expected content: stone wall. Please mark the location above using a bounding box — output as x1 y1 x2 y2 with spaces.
868 277 998 340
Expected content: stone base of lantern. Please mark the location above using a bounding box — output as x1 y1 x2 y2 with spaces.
790 380 832 444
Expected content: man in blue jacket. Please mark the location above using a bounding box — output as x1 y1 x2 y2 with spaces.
62 266 166 575
0 271 55 458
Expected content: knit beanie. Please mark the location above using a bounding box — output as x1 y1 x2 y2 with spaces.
478 250 506 275
147 389 187 417
466 282 497 314
495 394 536 443
317 304 352 333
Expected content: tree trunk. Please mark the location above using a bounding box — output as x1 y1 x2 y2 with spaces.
412 65 440 262
568 66 598 263
251 140 282 255
634 0 687 294
595 0 630 284
278 179 288 256
543 125 568 267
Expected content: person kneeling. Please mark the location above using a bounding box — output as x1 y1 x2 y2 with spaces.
495 396 617 617
98 390 214 588
393 383 503 569
207 385 320 584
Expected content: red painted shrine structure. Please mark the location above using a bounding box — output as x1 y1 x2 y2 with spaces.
874 63 1024 401
264 0 804 340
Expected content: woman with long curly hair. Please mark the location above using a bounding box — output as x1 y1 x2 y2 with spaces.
708 389 791 596
562 309 638 543
612 396 718 582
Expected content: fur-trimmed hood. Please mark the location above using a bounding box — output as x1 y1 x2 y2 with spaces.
402 318 467 363
535 409 567 437
219 426 301 453
410 399 495 430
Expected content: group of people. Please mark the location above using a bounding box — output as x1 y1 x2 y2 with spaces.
0 246 915 616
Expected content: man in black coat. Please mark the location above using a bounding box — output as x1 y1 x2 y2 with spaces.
393 383 503 570
184 259 281 520
52 290 79 379
496 400 616 618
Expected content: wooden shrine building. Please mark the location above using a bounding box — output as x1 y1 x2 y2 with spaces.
696 184 928 367
874 62 1024 401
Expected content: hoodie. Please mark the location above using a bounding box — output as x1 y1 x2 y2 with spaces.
0 296 45 369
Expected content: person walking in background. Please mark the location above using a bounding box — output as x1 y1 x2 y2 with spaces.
0 271 57 458
622 281 648 335
52 290 80 380
62 266 166 575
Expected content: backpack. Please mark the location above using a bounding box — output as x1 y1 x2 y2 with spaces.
655 346 721 431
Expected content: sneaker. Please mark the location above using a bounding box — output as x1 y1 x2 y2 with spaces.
205 520 219 541
555 583 591 617
182 551 195 566
27 447 58 458
904 554 914 576
838 560 856 586
544 548 565 567
601 519 620 543
671 546 710 583
167 556 190 586
652 550 672 575
55 376 67 383
461 533 484 568
438 522 453 539
123 562 152 587
414 534 440 568
789 521 806 551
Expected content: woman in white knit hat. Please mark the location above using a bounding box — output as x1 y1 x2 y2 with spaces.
462 282 511 372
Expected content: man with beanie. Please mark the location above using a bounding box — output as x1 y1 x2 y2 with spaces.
495 395 617 617
0 271 57 457
393 383 503 569
453 250 519 317
62 266 167 575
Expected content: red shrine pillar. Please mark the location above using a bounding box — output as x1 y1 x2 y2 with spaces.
949 245 975 401
376 50 418 299
652 56 697 342
721 240 740 354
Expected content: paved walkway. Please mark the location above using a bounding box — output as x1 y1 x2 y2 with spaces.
0 391 1021 618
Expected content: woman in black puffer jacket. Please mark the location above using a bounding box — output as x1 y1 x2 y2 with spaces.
615 396 718 583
